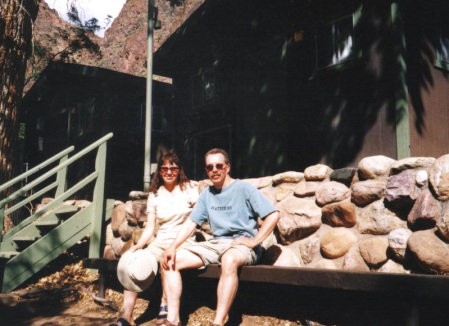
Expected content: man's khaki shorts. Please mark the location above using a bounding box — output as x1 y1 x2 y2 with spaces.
183 238 261 267
145 236 196 261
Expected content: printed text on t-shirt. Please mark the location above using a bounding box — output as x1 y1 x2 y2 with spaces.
210 206 232 211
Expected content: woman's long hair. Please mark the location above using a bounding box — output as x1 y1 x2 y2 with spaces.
148 150 190 195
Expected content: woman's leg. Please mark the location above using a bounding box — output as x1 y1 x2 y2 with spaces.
122 289 138 324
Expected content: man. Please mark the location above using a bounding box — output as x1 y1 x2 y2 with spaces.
160 148 280 326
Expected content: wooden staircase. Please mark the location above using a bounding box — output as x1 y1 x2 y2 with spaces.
0 133 114 293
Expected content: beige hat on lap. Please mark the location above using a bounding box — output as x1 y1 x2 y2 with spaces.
117 249 158 292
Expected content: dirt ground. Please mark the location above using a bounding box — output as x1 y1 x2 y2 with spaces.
0 245 304 326
1 261 303 326
2 245 446 326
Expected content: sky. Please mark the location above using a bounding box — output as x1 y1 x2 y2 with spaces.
44 0 126 37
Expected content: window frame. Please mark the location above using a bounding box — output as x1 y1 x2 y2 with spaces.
435 16 449 71
191 67 216 109
75 98 96 136
312 5 363 77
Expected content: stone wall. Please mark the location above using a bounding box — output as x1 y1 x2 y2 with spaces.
105 155 449 275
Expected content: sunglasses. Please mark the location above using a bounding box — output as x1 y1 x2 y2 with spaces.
160 167 179 175
205 163 226 172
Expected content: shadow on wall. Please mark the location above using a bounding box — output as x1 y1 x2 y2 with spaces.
232 1 449 176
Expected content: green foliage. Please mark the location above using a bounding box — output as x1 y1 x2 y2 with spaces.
67 5 101 33
19 123 25 141
166 0 185 7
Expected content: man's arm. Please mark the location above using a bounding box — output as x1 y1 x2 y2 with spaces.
160 218 198 270
231 210 280 248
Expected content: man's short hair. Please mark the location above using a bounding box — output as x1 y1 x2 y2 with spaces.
204 148 229 164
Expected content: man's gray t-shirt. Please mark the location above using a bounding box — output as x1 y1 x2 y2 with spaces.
189 179 278 239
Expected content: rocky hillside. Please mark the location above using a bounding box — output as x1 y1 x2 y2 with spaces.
25 0 204 92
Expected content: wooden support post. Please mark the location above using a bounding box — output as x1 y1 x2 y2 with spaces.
391 2 411 159
89 142 107 259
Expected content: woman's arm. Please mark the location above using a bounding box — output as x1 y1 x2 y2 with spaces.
130 212 157 252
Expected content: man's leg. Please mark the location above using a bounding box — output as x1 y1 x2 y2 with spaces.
162 249 204 324
213 248 246 326
122 289 138 324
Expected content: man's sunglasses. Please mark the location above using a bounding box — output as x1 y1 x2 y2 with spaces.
205 164 226 172
160 167 180 174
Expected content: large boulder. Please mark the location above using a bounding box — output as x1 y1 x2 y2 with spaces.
342 247 370 272
132 199 148 223
407 189 440 230
129 191 149 200
276 197 322 244
437 201 449 241
357 200 407 235
351 180 386 206
390 157 436 174
358 155 396 180
304 164 332 181
359 237 389 268
315 181 350 206
111 202 126 235
288 230 326 265
124 201 138 226
275 182 297 202
321 200 356 228
415 170 429 187
408 230 449 274
429 154 449 201
260 244 302 267
243 176 273 189
384 170 421 212
294 181 321 197
378 260 410 274
272 171 303 185
307 259 339 270
388 228 412 261
118 221 137 241
321 228 358 259
330 168 357 187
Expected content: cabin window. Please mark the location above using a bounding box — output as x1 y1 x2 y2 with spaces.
77 98 95 136
36 118 45 131
192 68 216 108
436 23 449 70
137 103 166 132
314 6 362 72
152 105 166 132
38 137 44 151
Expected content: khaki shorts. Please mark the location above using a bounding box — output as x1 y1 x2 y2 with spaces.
145 237 196 261
183 239 262 267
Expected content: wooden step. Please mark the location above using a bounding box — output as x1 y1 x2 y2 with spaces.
54 205 81 220
0 251 20 259
12 236 40 250
35 220 61 228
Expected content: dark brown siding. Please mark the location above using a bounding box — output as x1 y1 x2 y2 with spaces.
409 65 449 157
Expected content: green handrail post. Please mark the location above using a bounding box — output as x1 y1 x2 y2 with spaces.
0 207 4 249
0 133 114 292
391 1 411 159
88 140 108 259
55 154 69 197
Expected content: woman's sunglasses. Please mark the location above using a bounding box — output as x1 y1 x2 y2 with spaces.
160 167 180 175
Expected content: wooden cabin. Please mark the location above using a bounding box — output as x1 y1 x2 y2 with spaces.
153 0 449 179
22 62 173 200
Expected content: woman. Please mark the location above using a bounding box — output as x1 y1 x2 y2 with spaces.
111 150 198 326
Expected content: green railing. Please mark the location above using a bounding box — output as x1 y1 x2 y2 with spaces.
0 132 113 259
